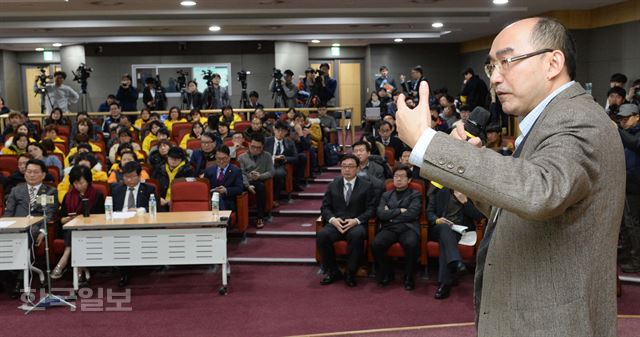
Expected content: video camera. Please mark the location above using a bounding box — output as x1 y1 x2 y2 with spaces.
272 68 283 80
237 70 250 90
202 70 214 87
72 63 93 84
36 67 49 87
176 69 189 91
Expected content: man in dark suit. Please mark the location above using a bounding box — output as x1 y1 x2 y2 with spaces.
110 161 155 287
190 131 219 177
203 146 243 212
3 159 58 296
265 120 299 203
142 77 167 111
317 154 376 287
375 120 405 160
427 185 484 299
372 166 422 290
111 161 155 212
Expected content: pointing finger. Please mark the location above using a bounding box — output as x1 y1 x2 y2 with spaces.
416 81 431 112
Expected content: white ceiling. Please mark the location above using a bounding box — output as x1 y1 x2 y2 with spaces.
0 0 626 51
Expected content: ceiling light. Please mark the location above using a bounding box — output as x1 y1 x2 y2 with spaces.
331 43 340 47
52 43 62 47
432 22 444 28
311 39 320 44
35 47 45 51
394 38 403 43
180 1 197 6
493 0 508 4
209 25 221 32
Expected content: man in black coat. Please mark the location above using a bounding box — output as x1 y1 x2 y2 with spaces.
265 121 299 202
460 68 489 110
375 120 405 160
427 185 484 299
317 154 376 287
372 166 422 290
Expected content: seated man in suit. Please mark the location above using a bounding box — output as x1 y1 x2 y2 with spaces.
317 154 376 287
375 120 405 161
203 145 243 212
265 120 299 204
238 134 274 229
190 131 219 177
426 184 484 299
3 159 59 297
111 161 155 287
372 165 422 290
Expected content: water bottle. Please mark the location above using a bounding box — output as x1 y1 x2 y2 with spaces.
104 196 113 221
149 194 157 218
211 192 220 221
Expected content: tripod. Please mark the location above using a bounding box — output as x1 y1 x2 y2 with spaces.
35 86 54 115
78 79 90 113
23 195 76 314
239 89 250 109
272 79 286 108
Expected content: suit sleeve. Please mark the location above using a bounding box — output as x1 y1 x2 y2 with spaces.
259 158 274 180
462 200 484 222
4 189 16 217
45 187 59 225
284 140 298 164
426 191 439 225
377 192 400 222
356 183 377 225
391 190 422 223
618 128 640 152
320 182 336 224
418 122 597 221
226 169 244 198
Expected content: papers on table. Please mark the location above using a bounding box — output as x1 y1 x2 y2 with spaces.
0 221 16 228
112 212 136 219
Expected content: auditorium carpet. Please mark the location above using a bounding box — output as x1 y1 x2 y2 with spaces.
0 164 639 336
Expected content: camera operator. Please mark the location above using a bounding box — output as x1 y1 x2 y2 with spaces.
116 73 138 112
33 70 79 113
297 68 317 105
203 73 229 109
627 78 640 107
143 77 167 111
317 63 337 107
269 69 298 108
248 91 262 109
182 80 204 110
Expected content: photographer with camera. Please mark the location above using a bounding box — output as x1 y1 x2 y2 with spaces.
33 70 79 113
297 68 317 106
182 80 204 110
143 77 167 111
203 72 229 109
269 69 298 108
116 73 138 112
317 63 337 107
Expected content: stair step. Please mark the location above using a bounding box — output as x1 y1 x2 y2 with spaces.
326 167 341 171
311 178 334 183
274 209 321 215
292 192 324 198
254 230 315 237
228 257 316 264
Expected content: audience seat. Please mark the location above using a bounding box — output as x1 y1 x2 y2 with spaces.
55 125 71 138
93 181 110 197
0 184 4 216
170 122 192 144
384 147 396 167
233 121 251 133
54 142 68 155
94 152 107 168
47 166 61 185
0 155 18 172
315 216 373 275
143 178 161 197
186 139 202 150
367 179 428 268
426 218 487 269
30 120 42 135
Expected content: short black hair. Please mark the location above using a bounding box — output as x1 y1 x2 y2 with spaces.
377 121 393 130
157 128 170 137
107 94 117 100
610 73 628 84
317 103 328 109
463 68 474 76
379 65 389 72
69 165 93 185
122 161 142 175
117 128 132 137
76 143 93 152
412 66 423 76
460 105 472 112
53 71 67 79
109 102 120 109
149 120 164 129
608 86 627 97
217 145 230 156
76 111 89 118
167 146 185 160
320 63 330 70
274 120 289 130
117 142 134 156
251 133 265 145
201 131 217 142
304 68 315 74
27 142 47 156
222 105 234 112
393 165 413 179
284 69 294 77
340 153 360 167
249 91 259 98
145 77 156 84
40 139 55 153
26 159 47 174
212 73 221 80
352 140 371 153
74 152 97 168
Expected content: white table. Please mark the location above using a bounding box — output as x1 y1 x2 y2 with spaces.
0 217 44 296
65 211 231 294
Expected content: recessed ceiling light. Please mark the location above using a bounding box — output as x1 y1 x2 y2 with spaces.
432 22 444 28
332 43 340 47
35 47 45 51
52 43 62 47
180 1 197 6
493 0 508 4
209 25 221 32
394 38 404 43
311 39 320 44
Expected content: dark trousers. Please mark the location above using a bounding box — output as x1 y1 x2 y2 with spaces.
371 226 419 281
253 180 267 219
316 224 366 275
273 165 287 200
295 153 307 184
428 224 462 285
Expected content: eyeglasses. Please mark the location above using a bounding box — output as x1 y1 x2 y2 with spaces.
341 165 357 169
484 49 554 78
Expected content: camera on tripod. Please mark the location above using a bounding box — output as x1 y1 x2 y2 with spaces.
272 68 283 80
36 67 49 88
202 70 214 87
72 63 93 84
237 70 250 90
176 69 189 91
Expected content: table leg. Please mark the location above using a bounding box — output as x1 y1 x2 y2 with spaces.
73 267 79 291
23 268 30 294
222 262 227 286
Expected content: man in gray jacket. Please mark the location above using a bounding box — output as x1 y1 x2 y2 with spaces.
396 17 624 337
238 134 274 229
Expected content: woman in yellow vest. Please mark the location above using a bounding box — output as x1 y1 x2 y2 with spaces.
163 106 187 133
179 121 204 149
219 105 242 130
134 108 151 130
107 150 150 183
150 147 194 210
141 120 165 154
1 132 30 156
57 152 108 203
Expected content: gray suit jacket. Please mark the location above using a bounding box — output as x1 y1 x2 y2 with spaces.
416 82 625 337
4 183 59 237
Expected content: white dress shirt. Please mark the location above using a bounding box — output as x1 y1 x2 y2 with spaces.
121 183 140 211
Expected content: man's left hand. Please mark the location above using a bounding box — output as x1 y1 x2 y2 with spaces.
35 233 45 247
396 81 431 148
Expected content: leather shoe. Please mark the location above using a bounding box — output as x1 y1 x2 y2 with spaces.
450 261 468 278
434 284 451 299
403 276 415 291
345 274 357 287
320 271 343 285
377 275 392 287
118 273 130 288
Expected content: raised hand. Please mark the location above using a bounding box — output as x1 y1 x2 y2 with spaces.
396 81 432 148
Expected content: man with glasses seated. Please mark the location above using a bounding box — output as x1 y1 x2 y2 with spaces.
372 165 422 290
238 134 274 229
204 146 243 212
316 154 376 287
